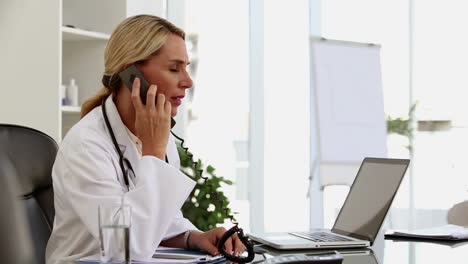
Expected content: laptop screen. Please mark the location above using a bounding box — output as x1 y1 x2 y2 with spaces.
332 158 409 242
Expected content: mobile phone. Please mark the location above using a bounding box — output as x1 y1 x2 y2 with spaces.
119 64 176 128
119 64 151 105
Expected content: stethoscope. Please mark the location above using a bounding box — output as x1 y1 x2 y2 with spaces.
101 97 255 262
101 98 135 190
101 97 172 190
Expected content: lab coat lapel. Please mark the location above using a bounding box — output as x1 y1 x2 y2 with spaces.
104 97 140 187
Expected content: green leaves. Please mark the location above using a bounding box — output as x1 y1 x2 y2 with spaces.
177 143 234 231
387 116 411 137
386 103 417 137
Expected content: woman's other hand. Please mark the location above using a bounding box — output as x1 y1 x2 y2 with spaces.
131 77 172 160
188 227 246 256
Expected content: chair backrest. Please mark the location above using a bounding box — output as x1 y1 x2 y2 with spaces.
0 172 35 264
0 124 58 264
447 201 468 226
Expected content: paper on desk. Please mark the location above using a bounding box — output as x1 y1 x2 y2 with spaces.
153 246 225 263
386 224 468 240
77 247 224 264
77 256 190 264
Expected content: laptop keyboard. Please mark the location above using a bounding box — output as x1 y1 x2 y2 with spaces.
289 232 353 242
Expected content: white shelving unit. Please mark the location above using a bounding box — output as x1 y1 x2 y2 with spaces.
60 0 167 140
61 26 110 41
61 106 81 113
60 0 127 139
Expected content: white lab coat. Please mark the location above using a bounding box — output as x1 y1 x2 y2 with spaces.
46 97 197 264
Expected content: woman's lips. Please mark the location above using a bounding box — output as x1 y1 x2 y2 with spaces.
171 96 184 106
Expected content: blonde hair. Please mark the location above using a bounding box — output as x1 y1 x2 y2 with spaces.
80 15 185 117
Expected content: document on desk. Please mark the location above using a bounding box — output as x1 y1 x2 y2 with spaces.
77 247 225 264
385 224 468 241
152 246 225 263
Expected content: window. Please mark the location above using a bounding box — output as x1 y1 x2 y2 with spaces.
321 0 468 230
176 0 252 229
173 0 311 232
321 0 411 228
411 0 468 228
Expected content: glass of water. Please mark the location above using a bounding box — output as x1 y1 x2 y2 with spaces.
98 203 131 264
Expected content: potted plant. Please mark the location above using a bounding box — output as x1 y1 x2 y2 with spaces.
177 143 235 231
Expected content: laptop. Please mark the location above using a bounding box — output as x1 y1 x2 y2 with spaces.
248 157 410 249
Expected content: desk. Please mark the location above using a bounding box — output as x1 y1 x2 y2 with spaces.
69 233 468 264
254 232 468 264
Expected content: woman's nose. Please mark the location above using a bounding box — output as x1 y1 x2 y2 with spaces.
181 72 193 89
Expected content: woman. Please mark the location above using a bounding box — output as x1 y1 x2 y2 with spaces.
46 15 244 264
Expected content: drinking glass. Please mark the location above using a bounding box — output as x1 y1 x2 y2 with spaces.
98 203 131 264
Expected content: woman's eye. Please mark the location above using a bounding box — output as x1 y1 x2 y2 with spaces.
170 67 179 72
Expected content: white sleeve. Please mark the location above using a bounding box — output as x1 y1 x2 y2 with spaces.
160 134 200 240
163 210 199 240
57 132 195 261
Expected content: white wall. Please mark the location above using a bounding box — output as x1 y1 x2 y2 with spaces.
263 0 311 232
127 0 166 18
0 0 61 141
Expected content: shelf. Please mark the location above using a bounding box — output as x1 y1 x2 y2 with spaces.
61 26 110 41
61 105 81 113
417 120 451 132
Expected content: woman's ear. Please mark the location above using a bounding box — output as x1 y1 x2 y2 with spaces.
121 64 132 71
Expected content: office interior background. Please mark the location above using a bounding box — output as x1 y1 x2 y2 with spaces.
1 0 467 235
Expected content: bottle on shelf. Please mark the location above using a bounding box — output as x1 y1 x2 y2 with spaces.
60 84 67 105
66 78 79 106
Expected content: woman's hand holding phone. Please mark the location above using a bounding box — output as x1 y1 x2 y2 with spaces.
130 77 172 160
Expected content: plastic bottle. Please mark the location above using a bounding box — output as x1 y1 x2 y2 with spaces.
67 78 79 106
60 84 67 105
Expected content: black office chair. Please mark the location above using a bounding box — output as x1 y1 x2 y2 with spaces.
0 124 58 264
0 171 35 264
